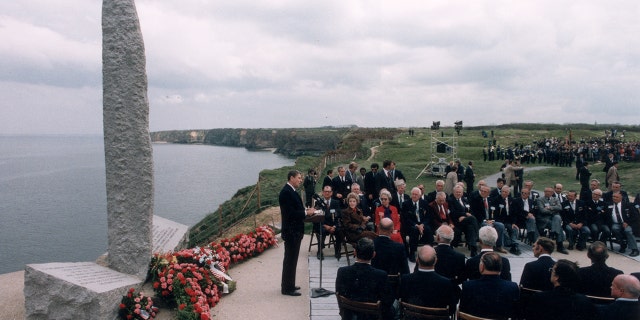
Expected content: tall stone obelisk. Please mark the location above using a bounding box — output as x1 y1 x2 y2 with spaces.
102 0 153 279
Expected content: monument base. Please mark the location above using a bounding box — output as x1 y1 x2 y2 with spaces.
24 262 142 320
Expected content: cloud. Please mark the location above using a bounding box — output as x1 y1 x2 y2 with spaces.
1 0 639 134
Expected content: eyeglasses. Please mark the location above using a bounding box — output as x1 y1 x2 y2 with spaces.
380 198 389 201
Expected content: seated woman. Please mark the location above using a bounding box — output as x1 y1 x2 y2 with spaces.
374 190 403 244
342 192 377 243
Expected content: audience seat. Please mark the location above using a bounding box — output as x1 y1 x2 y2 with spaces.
400 301 449 320
336 294 383 320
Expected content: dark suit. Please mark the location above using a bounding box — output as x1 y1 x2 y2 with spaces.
460 275 520 319
560 199 590 249
372 236 410 276
526 287 597 320
391 191 409 212
429 201 453 232
375 170 395 195
336 262 393 320
463 250 511 282
401 199 433 257
322 175 332 188
519 255 555 291
332 175 352 205
585 199 610 241
578 263 623 297
464 166 475 193
279 183 307 292
364 171 377 199
598 299 640 320
448 196 479 251
606 201 640 250
434 244 466 284
400 270 459 315
314 197 343 256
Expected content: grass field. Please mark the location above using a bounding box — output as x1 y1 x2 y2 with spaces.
191 125 640 245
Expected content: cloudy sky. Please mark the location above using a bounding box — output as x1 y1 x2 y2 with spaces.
1 1 639 135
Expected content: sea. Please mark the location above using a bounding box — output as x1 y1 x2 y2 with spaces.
0 135 293 274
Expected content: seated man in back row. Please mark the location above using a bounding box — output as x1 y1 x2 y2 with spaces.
336 238 394 320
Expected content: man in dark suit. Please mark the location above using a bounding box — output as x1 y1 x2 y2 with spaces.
520 237 556 291
523 180 540 201
607 192 639 256
332 166 352 207
463 226 511 282
390 161 405 183
279 170 316 296
372 218 410 276
429 191 453 231
464 161 475 194
336 238 394 320
578 241 623 297
448 185 479 257
526 259 597 320
599 275 640 320
400 245 459 316
425 179 445 204
314 185 343 260
603 181 631 204
375 160 396 195
401 187 433 261
513 188 539 244
363 163 379 202
433 225 466 285
585 188 611 242
322 169 333 188
390 179 409 210
493 185 521 255
560 190 590 251
459 252 520 319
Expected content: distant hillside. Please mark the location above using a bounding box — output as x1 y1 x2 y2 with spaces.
150 127 401 157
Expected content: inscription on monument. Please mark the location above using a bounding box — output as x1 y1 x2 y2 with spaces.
152 215 189 253
32 262 140 293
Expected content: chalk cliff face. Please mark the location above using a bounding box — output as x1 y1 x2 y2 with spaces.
150 128 347 156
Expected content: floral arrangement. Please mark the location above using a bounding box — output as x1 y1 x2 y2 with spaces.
145 225 277 320
118 288 158 320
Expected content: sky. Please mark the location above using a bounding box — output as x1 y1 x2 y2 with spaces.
1 1 639 135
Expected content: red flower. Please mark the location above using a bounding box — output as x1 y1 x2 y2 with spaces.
119 303 126 309
178 303 186 310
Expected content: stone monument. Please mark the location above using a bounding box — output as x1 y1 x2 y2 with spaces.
102 0 154 279
23 1 189 319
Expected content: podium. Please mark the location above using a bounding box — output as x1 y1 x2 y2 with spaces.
305 210 334 298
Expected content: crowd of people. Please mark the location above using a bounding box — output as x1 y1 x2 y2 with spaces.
280 149 640 319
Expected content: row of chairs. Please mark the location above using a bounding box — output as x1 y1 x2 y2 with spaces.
309 228 356 265
337 293 493 320
337 285 616 320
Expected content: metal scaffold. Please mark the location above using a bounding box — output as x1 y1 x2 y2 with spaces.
417 124 459 178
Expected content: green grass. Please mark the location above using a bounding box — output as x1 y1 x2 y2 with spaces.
189 125 640 247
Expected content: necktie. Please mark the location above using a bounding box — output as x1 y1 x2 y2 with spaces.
439 205 446 220
398 194 403 206
484 198 489 219
615 204 624 224
524 199 529 212
570 202 574 212
459 198 464 208
505 200 509 216
415 202 420 222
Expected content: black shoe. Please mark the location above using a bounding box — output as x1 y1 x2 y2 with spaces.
335 253 341 260
630 250 639 257
510 247 521 256
576 245 585 251
294 286 301 290
281 290 301 296
558 247 569 255
568 244 574 250
316 253 324 260
619 244 627 253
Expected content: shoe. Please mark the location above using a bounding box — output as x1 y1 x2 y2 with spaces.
316 253 324 260
619 244 627 253
576 245 585 251
294 286 301 290
630 250 639 257
496 247 508 254
557 247 569 255
281 290 301 296
335 253 341 261
510 247 521 256
568 244 574 250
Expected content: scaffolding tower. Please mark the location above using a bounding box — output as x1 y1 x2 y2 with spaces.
417 129 459 178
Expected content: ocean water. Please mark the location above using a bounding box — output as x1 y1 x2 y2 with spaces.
0 135 293 274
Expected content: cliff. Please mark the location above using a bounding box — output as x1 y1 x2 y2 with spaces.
150 128 349 157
